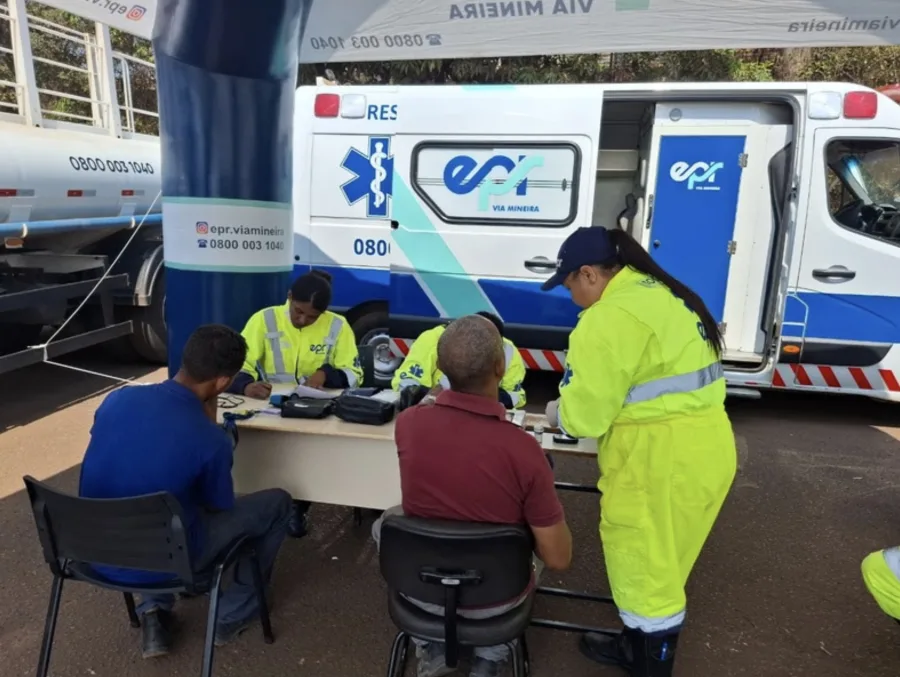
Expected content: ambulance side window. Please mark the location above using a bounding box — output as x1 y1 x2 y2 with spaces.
825 138 900 246
410 141 581 228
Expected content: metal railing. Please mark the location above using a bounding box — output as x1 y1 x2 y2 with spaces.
0 0 158 137
114 51 158 134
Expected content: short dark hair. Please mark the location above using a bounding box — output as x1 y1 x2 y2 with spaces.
437 315 504 392
181 324 247 382
290 270 332 312
474 311 505 337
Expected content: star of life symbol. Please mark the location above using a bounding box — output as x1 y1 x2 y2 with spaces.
340 136 394 218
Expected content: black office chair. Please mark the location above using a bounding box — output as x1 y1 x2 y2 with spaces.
379 515 535 677
23 476 274 677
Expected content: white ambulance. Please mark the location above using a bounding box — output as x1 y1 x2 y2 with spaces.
293 82 900 402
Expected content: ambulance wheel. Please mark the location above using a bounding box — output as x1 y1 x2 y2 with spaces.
351 308 397 387
130 272 167 364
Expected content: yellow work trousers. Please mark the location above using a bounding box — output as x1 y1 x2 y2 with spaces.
597 408 737 630
862 549 900 620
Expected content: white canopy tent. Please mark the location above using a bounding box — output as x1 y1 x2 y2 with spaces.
36 0 900 61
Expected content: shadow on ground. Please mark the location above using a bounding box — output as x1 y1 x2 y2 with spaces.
0 352 162 432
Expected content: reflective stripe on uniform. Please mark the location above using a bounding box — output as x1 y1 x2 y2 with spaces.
398 378 422 390
438 374 450 389
502 343 520 406
623 362 724 406
503 342 514 369
324 316 342 364
619 608 685 634
262 308 295 383
884 547 900 580
324 316 358 386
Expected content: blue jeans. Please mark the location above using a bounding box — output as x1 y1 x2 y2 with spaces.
137 488 292 626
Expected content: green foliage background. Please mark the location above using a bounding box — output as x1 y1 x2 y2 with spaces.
2 1 900 137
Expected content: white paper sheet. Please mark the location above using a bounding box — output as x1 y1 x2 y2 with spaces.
291 385 341 400
371 390 401 404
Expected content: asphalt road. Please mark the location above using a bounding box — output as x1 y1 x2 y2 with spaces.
2 355 900 677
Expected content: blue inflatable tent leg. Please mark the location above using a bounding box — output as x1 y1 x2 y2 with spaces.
152 0 307 376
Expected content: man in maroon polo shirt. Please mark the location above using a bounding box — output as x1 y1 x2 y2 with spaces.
373 314 572 677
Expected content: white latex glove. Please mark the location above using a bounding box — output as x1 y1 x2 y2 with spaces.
545 399 560 427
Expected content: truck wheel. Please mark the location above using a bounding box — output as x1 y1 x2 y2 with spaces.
350 307 398 387
130 272 167 364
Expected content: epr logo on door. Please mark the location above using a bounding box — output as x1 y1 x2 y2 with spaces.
669 161 724 191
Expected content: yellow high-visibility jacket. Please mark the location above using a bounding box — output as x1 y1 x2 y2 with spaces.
239 302 362 387
391 325 527 409
863 547 900 621
559 266 736 632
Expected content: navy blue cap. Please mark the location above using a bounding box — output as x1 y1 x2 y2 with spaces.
540 227 617 291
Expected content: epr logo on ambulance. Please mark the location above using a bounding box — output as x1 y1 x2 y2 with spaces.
669 161 724 191
445 154 544 212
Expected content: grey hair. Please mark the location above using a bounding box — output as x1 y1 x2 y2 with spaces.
437 315 504 392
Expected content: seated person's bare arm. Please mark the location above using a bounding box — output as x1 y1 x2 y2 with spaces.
530 520 573 571
522 436 572 571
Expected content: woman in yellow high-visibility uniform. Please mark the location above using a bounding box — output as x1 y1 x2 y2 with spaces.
391 311 527 409
542 226 736 677
227 269 363 539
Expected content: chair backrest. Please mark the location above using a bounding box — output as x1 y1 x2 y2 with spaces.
357 343 376 387
379 515 534 609
23 475 194 582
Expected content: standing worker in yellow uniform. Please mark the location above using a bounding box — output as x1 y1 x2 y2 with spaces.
862 547 900 624
542 227 736 677
391 311 527 409
227 269 363 538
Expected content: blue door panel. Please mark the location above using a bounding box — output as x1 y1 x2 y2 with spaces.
649 135 746 322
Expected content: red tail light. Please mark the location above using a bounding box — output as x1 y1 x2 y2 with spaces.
314 93 340 118
67 189 84 197
843 91 878 119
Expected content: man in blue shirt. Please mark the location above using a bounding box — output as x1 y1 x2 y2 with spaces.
79 324 292 659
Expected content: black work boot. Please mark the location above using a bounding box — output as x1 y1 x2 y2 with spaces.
141 609 173 659
627 629 679 677
288 500 311 538
579 630 633 667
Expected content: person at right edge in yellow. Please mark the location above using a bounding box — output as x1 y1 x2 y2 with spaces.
862 547 900 625
542 226 737 677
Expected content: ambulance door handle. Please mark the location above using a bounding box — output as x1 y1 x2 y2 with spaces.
524 257 557 273
812 266 856 282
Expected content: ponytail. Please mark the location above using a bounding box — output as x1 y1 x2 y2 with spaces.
605 229 724 357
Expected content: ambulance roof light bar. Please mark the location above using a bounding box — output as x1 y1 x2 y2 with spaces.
808 90 878 120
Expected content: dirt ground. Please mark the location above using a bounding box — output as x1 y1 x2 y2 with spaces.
1 356 900 677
